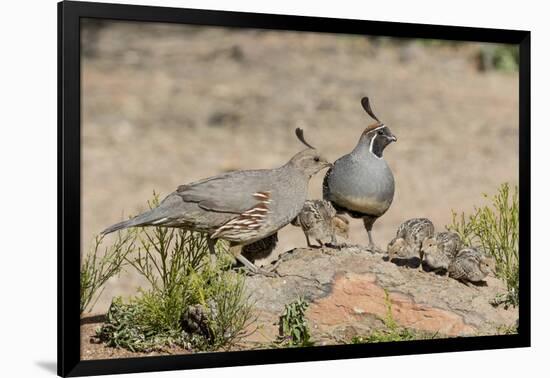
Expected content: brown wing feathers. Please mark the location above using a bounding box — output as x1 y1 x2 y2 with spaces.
211 192 271 239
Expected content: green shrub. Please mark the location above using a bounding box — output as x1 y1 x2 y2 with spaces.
95 194 256 352
97 273 256 353
203 271 256 350
447 183 519 307
95 297 182 352
80 230 137 314
276 297 314 347
494 45 519 71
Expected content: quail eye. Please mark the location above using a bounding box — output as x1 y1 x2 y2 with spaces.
377 130 384 135
314 157 320 162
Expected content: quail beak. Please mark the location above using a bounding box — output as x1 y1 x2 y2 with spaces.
319 157 333 168
389 134 397 142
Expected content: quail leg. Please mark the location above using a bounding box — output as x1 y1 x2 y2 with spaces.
366 231 385 254
366 230 376 249
363 217 384 254
367 230 384 253
207 237 218 267
230 243 276 277
326 234 344 249
417 245 424 271
305 234 315 248
234 254 275 277
325 234 347 249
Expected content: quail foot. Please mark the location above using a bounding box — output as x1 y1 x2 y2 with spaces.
102 128 331 277
323 97 397 253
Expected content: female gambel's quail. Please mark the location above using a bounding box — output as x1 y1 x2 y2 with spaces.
421 231 462 272
102 128 331 276
323 97 397 252
291 199 349 248
387 218 434 268
448 247 495 284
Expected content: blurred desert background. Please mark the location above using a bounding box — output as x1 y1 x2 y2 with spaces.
81 19 518 313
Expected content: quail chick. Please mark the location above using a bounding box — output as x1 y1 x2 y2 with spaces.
421 231 462 272
323 97 397 253
291 199 348 247
387 218 434 268
448 247 495 284
241 232 279 263
332 214 350 240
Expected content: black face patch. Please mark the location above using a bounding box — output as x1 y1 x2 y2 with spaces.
368 125 396 158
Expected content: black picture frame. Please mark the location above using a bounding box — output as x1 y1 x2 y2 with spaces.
58 1 531 376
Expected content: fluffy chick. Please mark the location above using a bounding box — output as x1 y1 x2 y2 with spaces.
241 232 279 262
387 218 434 268
291 200 348 248
421 231 462 272
448 247 495 284
332 214 350 240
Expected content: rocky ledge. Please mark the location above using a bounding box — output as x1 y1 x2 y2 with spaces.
242 246 517 347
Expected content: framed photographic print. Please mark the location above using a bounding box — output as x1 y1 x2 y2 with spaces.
58 0 530 376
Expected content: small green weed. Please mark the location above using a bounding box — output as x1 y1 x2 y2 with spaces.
351 290 433 344
276 297 314 347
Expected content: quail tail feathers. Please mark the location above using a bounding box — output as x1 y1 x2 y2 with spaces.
101 207 172 234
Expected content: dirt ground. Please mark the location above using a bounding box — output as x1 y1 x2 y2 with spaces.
81 20 518 315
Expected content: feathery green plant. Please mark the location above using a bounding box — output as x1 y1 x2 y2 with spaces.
447 183 519 307
80 230 137 314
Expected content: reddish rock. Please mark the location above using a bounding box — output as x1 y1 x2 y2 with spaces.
308 272 475 337
244 246 517 346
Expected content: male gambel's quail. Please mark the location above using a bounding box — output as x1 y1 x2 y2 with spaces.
387 218 434 268
102 128 331 276
291 199 349 248
323 97 397 252
421 231 462 272
448 247 494 284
